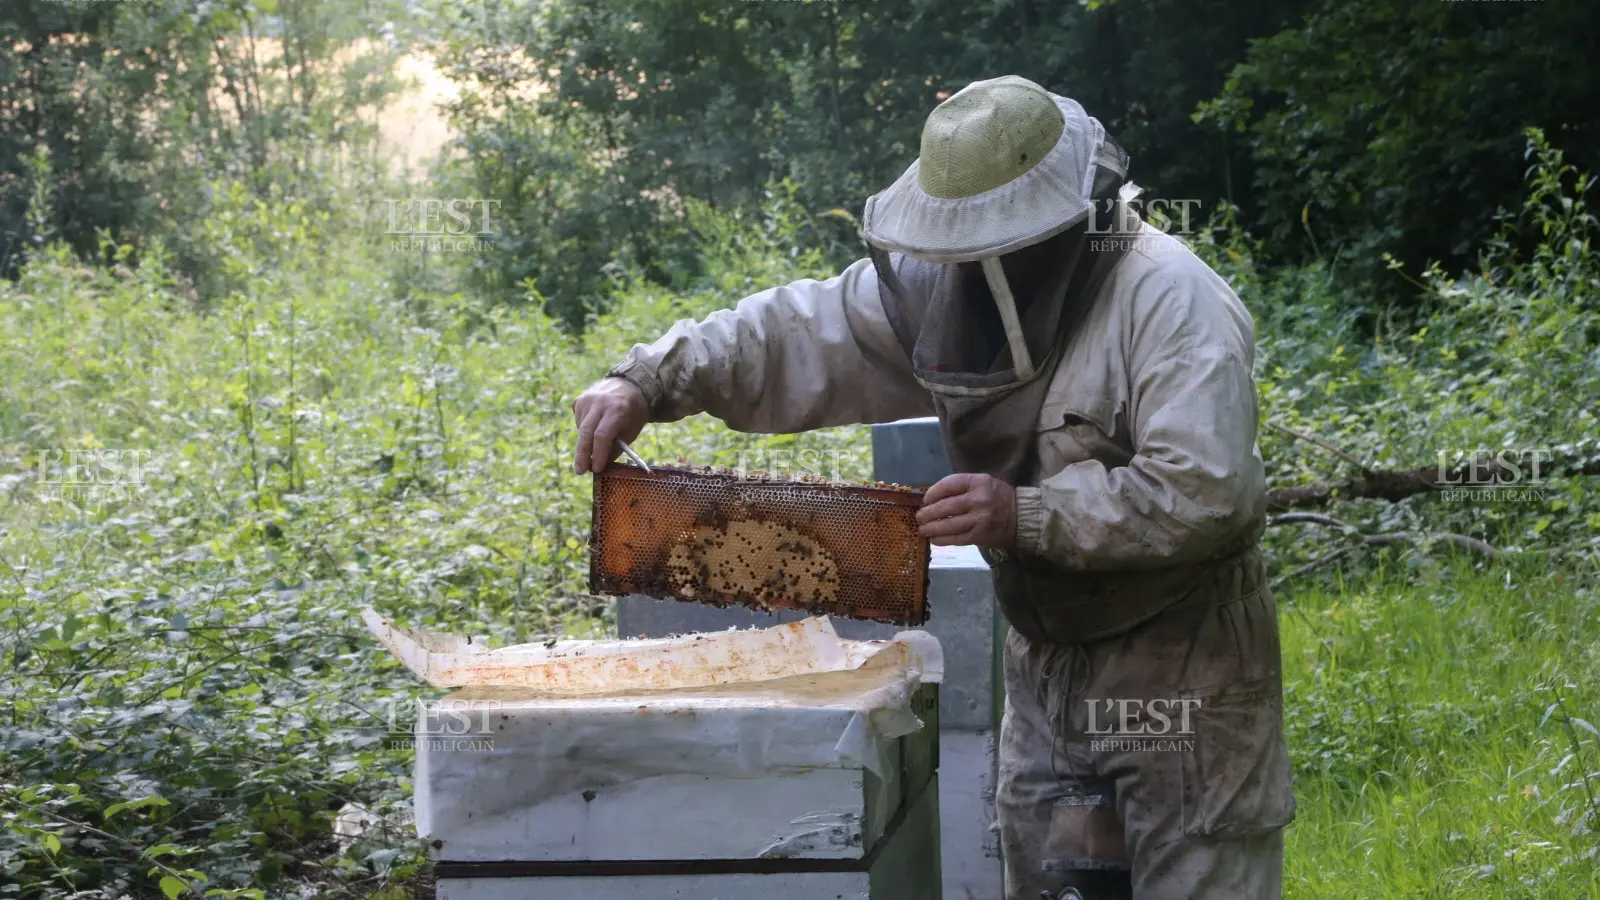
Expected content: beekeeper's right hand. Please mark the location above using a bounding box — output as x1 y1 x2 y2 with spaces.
572 376 649 475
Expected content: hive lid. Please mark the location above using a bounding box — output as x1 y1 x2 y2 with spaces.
363 610 943 693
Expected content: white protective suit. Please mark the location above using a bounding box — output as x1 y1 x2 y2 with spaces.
608 198 1293 899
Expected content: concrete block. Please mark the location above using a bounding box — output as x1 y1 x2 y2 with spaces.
938 730 1002 900
871 416 952 487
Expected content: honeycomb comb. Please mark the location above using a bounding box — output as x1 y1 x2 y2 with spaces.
589 464 930 625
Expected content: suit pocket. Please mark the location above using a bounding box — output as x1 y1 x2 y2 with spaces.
1034 395 1130 471
1179 677 1296 839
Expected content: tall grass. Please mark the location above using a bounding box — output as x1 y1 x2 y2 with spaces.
1281 560 1600 897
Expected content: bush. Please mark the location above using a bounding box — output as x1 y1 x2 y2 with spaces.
1197 0 1600 294
0 0 404 300
0 177 864 897
1189 131 1600 578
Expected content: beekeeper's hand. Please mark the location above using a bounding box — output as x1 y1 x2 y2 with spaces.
916 473 1017 548
572 377 649 474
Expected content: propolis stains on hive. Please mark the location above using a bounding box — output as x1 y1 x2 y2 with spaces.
665 520 842 611
589 464 930 625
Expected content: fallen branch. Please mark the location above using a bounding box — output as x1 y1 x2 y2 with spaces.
1267 421 1377 476
1265 440 1600 510
1270 546 1353 588
1271 535 1600 588
1267 515 1504 588
1267 512 1353 530
1363 530 1501 558
1268 514 1502 558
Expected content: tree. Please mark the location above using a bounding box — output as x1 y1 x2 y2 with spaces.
444 0 1308 321
1199 0 1600 294
0 0 402 289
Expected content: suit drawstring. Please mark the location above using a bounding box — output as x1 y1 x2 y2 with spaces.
1042 642 1091 791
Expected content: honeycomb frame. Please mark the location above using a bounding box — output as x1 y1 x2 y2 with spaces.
589 464 930 625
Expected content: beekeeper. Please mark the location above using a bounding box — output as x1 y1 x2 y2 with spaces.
571 75 1294 900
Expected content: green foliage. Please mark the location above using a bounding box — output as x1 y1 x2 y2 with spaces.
433 0 1313 321
431 0 1599 321
0 0 405 295
1027 0 1317 213
428 53 683 329
0 179 864 897
429 0 872 328
502 0 1311 213
1180 132 1600 579
1282 562 1600 897
1199 0 1600 293
11 0 1599 324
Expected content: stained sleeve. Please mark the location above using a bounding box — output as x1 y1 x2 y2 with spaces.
1012 260 1266 569
607 258 934 432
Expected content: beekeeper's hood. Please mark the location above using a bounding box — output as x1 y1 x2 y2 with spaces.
863 75 1129 395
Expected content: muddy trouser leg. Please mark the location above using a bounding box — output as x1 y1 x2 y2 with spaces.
997 586 1295 900
999 671 1132 900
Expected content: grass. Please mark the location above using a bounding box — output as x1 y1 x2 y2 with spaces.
1280 561 1600 897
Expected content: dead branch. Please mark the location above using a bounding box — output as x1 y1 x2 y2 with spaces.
1270 546 1353 588
1267 421 1377 475
1267 512 1352 530
1265 440 1600 510
1268 514 1503 558
1363 530 1501 557
1267 515 1506 588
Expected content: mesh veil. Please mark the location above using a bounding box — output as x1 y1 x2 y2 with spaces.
871 133 1132 399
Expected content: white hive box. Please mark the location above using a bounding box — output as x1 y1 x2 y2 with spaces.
366 613 944 898
618 543 1004 899
432 776 940 900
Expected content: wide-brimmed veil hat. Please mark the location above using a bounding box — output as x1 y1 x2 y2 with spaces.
862 75 1127 264
862 76 1132 396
